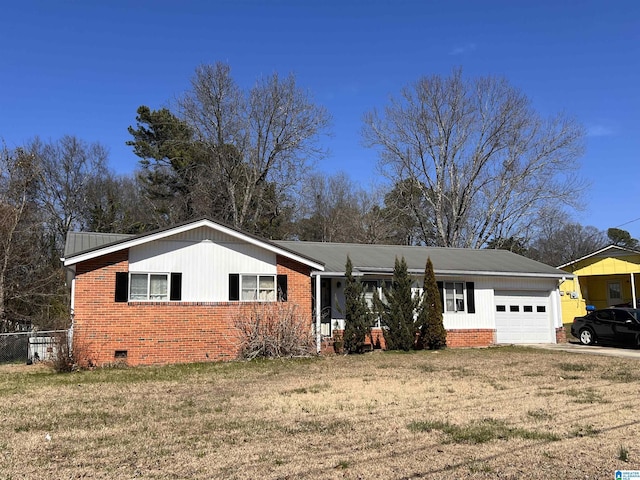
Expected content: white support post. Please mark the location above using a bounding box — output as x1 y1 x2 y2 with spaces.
315 274 322 353
631 273 636 308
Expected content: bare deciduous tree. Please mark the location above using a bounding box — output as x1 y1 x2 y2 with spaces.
0 145 66 330
363 69 585 248
295 172 393 244
179 62 331 233
528 209 608 266
33 135 111 249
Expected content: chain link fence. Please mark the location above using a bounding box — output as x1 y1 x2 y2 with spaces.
0 330 69 364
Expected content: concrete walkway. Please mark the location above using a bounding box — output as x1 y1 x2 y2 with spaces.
519 341 640 359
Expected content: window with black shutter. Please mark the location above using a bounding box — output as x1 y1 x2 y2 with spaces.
466 282 475 313
115 272 129 302
277 274 288 301
436 281 444 313
170 273 182 301
229 274 240 301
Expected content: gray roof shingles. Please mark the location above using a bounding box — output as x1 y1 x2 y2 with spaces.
64 231 567 278
274 241 567 277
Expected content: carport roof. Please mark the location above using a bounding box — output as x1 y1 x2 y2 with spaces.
275 241 570 278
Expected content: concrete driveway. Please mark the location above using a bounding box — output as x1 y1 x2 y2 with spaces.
520 341 640 359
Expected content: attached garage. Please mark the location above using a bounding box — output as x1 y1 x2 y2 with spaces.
494 290 554 343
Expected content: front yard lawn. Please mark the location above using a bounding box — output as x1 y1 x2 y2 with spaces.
1 346 638 479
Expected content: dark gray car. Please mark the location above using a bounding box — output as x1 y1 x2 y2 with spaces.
571 308 640 347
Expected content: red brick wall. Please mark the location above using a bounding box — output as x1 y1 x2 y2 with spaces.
276 255 312 312
72 250 313 367
324 328 494 352
442 329 496 348
555 326 566 344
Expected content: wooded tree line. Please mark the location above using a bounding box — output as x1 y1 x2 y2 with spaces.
0 63 632 331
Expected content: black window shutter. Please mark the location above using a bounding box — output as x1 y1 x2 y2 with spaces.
170 273 182 301
229 274 240 301
115 272 129 302
277 274 288 301
466 282 475 313
436 281 444 313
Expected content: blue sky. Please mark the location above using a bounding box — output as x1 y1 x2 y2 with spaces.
1 1 639 237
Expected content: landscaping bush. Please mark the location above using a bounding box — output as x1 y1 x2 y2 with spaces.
234 302 314 359
51 331 74 373
375 256 417 351
417 257 447 349
342 256 372 353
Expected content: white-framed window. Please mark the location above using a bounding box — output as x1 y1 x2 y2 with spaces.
130 273 169 301
241 274 276 301
444 281 465 312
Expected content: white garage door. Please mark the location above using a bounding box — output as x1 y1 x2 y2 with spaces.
494 290 553 344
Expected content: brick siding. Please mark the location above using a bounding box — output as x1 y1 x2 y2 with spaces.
72 250 313 367
555 326 566 344
323 328 494 353
444 329 496 348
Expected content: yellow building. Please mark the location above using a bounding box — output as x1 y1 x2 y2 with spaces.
558 245 640 325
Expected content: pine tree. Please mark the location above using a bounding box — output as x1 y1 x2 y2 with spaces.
376 257 417 351
343 256 371 353
417 257 447 349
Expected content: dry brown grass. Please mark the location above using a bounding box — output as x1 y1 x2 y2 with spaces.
1 346 639 479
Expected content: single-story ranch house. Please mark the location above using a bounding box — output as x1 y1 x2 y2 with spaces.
62 218 570 366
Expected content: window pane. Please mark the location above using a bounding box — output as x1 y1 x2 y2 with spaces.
609 282 621 300
259 289 275 301
242 275 257 301
510 305 519 312
496 305 506 312
445 291 454 312
242 289 257 301
243 276 257 289
130 274 147 300
523 305 533 312
150 274 168 300
454 283 464 311
258 276 275 301
536 306 546 313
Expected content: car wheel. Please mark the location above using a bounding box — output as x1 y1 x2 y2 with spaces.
579 328 595 346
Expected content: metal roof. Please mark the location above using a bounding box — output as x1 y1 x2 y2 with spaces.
274 241 569 278
64 232 134 258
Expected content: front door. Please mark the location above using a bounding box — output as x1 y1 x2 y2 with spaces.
607 281 622 306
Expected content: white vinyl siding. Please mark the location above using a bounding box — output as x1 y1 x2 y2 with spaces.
129 233 277 302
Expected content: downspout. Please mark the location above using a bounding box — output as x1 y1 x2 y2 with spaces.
314 273 322 353
631 273 637 308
